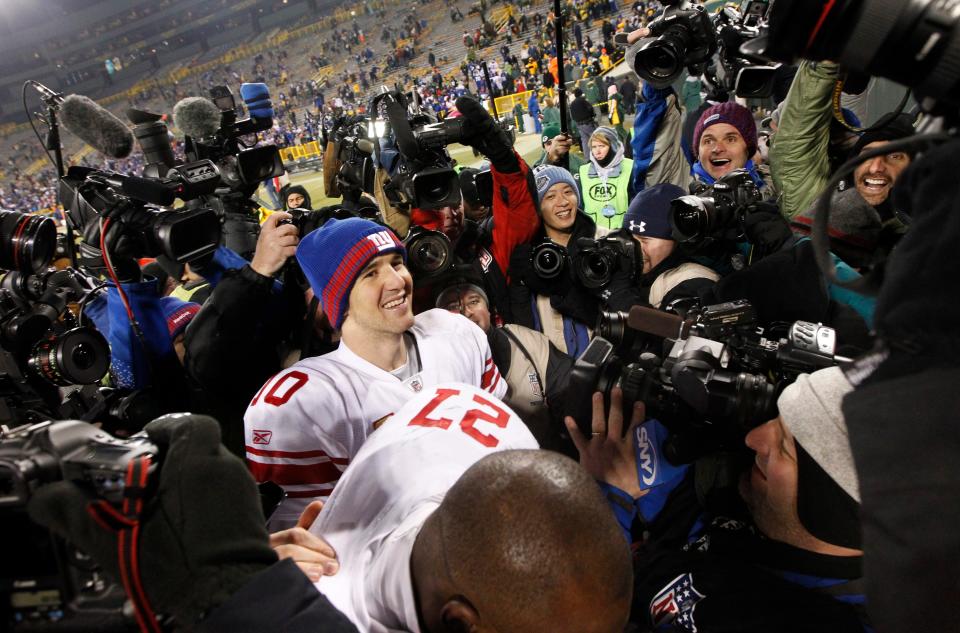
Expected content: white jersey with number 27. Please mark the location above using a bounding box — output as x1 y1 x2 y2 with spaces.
311 383 539 633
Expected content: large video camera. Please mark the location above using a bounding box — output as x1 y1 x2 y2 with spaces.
372 87 468 211
183 84 285 194
127 83 285 259
0 419 156 630
568 299 847 463
670 168 763 247
322 114 378 209
59 165 222 281
629 0 780 98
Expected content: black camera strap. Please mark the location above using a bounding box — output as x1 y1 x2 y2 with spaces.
85 454 162 633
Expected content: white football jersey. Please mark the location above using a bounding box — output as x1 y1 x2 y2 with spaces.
244 309 506 529
310 383 539 633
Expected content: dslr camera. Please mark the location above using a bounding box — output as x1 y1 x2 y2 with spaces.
628 0 780 98
0 419 157 630
571 232 639 290
670 168 763 246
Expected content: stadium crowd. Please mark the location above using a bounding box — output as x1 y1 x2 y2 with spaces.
3 1 958 633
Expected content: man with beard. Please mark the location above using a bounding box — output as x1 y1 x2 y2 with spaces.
789 115 915 270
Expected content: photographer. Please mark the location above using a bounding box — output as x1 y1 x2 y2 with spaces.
436 281 574 451
787 114 915 271
597 183 720 313
184 211 317 456
568 368 869 632
509 165 602 358
533 121 585 184
691 101 771 193
281 184 313 211
386 95 541 323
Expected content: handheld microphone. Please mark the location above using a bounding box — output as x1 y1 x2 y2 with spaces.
173 97 222 139
59 94 135 159
239 83 273 121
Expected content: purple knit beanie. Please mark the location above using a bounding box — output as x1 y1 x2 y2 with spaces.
295 217 406 329
693 101 758 160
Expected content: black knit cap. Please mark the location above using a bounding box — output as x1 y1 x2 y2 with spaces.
851 113 916 158
795 443 862 550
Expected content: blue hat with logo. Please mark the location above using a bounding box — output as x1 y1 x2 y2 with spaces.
623 183 685 240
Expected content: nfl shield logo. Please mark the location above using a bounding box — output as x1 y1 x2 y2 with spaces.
650 573 705 632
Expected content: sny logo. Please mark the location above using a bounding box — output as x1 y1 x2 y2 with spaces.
637 425 658 487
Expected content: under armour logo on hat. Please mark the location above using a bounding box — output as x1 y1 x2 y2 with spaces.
629 220 647 234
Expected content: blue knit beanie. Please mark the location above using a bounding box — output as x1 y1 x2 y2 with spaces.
623 183 686 240
295 217 406 329
533 164 581 208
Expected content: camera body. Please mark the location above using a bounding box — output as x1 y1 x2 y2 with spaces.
632 3 717 89
372 87 496 211
570 299 845 463
629 0 779 98
0 420 156 629
572 232 639 290
670 168 763 246
0 419 157 508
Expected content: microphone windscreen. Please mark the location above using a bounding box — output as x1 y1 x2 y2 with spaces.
173 97 222 139
239 83 273 119
60 95 134 159
627 305 686 339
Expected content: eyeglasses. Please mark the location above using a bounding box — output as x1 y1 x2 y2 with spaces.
443 296 485 314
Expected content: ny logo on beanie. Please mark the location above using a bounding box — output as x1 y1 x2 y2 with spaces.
367 230 397 251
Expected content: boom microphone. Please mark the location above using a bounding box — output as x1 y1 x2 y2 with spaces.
627 305 689 339
173 97 222 139
59 94 135 159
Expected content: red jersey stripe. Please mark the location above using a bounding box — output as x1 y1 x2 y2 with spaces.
248 460 345 485
245 445 350 464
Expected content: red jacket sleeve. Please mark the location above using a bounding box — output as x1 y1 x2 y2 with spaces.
490 153 540 282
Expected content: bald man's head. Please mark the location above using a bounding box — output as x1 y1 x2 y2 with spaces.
412 450 633 633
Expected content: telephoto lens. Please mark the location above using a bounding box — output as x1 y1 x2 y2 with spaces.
0 210 57 275
762 0 960 108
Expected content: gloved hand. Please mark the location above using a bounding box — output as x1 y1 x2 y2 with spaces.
744 202 794 254
456 95 519 173
28 414 278 627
